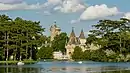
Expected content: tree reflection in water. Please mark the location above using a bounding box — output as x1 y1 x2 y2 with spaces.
0 66 130 73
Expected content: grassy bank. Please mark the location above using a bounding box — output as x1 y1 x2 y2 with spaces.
0 60 37 64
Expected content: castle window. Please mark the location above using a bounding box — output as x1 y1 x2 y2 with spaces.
69 52 71 55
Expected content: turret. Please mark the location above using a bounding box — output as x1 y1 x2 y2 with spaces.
67 27 79 45
79 29 86 45
50 21 61 41
65 27 79 59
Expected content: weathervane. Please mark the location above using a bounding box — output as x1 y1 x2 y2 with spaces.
54 20 56 24
72 27 75 31
72 27 74 29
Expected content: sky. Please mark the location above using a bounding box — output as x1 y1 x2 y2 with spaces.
0 0 130 37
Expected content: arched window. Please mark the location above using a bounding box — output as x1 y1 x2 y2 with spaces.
69 52 71 55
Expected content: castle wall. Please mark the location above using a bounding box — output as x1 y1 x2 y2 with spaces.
50 25 61 41
65 44 76 59
79 39 86 45
50 24 100 60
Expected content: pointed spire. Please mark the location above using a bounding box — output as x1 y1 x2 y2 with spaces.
79 29 85 39
67 27 80 45
70 27 76 38
53 20 57 27
54 20 56 24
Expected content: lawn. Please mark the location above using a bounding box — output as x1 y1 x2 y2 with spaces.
0 60 37 64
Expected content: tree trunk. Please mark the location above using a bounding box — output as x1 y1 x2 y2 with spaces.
4 32 6 61
14 42 17 61
6 31 9 61
119 36 122 53
30 44 32 60
20 30 22 61
26 32 28 59
20 40 22 61
26 45 28 59
5 31 9 61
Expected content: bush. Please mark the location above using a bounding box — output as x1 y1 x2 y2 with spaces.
83 49 107 62
82 50 91 60
37 46 53 59
71 46 83 60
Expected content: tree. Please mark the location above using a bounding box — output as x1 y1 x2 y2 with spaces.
37 46 53 59
85 18 130 62
90 50 107 61
0 15 12 61
0 15 45 61
0 47 4 60
89 18 130 53
71 46 83 60
86 34 98 45
51 32 68 53
82 50 91 60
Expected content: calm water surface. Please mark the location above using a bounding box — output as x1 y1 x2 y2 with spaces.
0 61 130 73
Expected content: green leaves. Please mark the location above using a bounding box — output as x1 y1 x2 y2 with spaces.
51 32 68 53
0 14 45 61
72 46 83 60
37 46 53 59
87 18 130 62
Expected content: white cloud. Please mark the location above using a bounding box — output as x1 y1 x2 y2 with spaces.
123 12 130 19
55 0 86 13
44 0 62 6
79 4 119 20
43 11 51 15
84 31 92 35
0 0 86 13
0 2 43 10
70 19 80 24
43 0 86 13
36 11 51 16
0 0 23 4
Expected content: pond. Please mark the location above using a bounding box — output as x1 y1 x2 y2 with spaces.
0 61 130 73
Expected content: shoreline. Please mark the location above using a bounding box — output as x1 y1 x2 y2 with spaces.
0 60 37 64
0 60 129 64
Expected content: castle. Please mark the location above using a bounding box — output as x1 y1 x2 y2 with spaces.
50 22 61 41
65 28 87 59
50 22 99 59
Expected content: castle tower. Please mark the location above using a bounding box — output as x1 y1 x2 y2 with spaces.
79 29 86 45
79 29 86 51
50 22 61 41
67 27 79 45
65 27 79 59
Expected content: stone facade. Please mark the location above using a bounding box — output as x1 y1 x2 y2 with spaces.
65 28 87 59
50 22 61 41
65 28 100 59
50 23 100 60
53 51 63 60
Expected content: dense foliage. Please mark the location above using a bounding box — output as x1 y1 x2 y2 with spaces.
1 14 130 62
37 46 53 59
0 15 44 61
72 18 130 62
89 18 130 53
83 50 107 62
51 32 68 54
71 46 83 60
71 46 108 61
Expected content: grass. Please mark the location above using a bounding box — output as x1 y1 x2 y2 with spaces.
0 60 37 64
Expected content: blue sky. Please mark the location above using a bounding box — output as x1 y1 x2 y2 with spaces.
0 0 130 37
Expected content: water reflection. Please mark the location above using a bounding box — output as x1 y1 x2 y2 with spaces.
0 66 130 73
0 62 130 73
